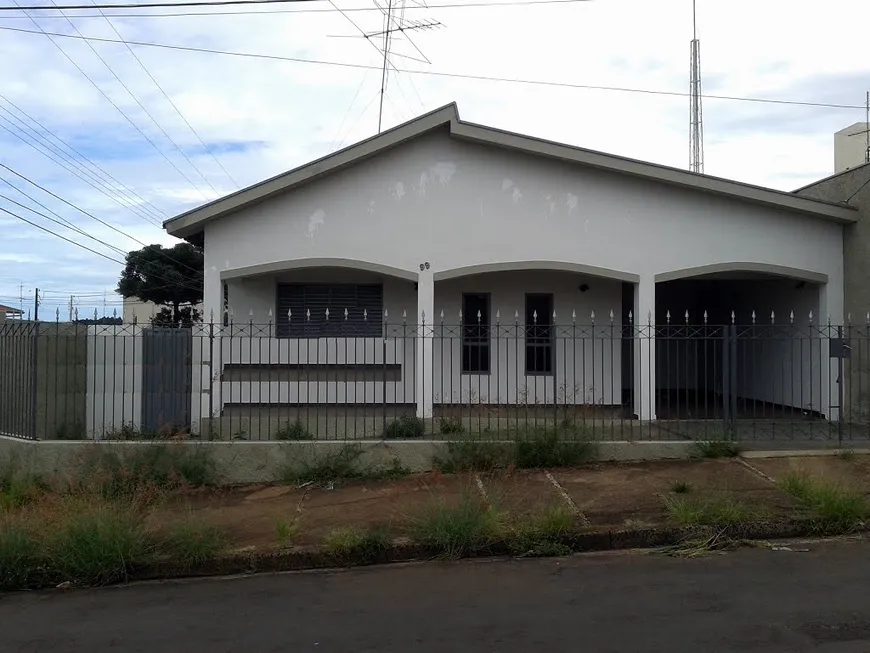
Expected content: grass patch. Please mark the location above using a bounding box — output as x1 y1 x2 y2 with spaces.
274 420 314 441
434 440 512 473
280 445 364 485
507 504 575 557
75 444 217 500
438 417 464 435
160 520 225 571
514 428 597 468
839 449 857 462
779 472 867 533
694 439 740 459
670 480 692 494
0 519 42 590
275 519 297 547
663 495 759 526
410 493 501 558
383 416 426 439
325 526 391 562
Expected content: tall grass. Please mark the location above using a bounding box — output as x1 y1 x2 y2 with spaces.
410 493 501 558
663 495 759 526
325 526 391 562
507 505 575 557
779 472 867 532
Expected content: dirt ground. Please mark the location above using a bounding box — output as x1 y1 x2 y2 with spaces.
152 455 867 553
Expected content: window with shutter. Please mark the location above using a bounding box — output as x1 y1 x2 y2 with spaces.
276 283 383 338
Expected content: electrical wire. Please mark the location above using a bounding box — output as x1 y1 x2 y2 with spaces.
0 0 591 10
1 24 864 111
10 3 213 202
0 99 166 226
845 174 870 204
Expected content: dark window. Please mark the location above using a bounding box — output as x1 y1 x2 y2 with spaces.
462 293 490 373
276 283 383 338
525 294 553 375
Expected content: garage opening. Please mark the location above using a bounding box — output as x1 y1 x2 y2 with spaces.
655 273 825 420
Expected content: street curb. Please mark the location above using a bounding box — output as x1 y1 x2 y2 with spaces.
740 449 870 459
128 520 836 584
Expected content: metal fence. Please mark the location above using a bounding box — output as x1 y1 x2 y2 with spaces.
1 317 868 444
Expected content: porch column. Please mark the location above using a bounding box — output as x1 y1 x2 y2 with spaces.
634 275 656 421
416 263 434 419
198 264 224 437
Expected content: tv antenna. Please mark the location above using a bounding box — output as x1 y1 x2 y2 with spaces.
688 0 704 174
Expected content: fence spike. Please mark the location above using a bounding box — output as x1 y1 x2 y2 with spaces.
514 309 519 323
790 310 794 324
306 308 311 321
402 309 407 323
847 312 852 325
533 309 538 324
210 309 215 323
628 310 633 324
827 314 831 326
809 310 813 324
440 309 444 323
133 315 138 326
867 311 870 326
666 310 670 324
74 307 79 320
268 308 273 319
684 309 688 324
55 307 60 321
703 310 708 324
421 310 426 324
287 308 292 320
771 310 775 324
363 308 368 321
646 310 651 325
477 309 482 323
496 309 500 323
553 309 557 321
731 310 735 324
572 309 576 324
384 308 389 321
611 309 615 323
591 310 596 323
27 310 30 321
248 308 254 320
751 310 756 324
459 309 463 323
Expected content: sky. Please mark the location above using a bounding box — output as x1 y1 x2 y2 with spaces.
0 0 868 319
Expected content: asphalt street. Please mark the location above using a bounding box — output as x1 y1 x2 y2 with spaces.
3 538 870 652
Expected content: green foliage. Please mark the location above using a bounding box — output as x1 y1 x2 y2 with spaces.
383 416 426 439
116 243 203 327
76 445 216 499
0 522 42 590
663 495 758 526
780 472 867 533
275 519 297 547
694 438 740 459
670 481 692 494
410 494 501 558
160 520 225 571
513 428 597 468
325 526 391 562
437 417 465 435
274 420 314 441
280 445 364 485
507 505 575 557
434 441 512 473
49 501 151 586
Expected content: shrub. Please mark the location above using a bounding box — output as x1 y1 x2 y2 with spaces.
274 420 314 441
325 526 391 562
433 440 512 473
410 494 501 558
670 481 692 494
780 472 867 533
514 428 597 468
438 417 464 435
383 416 426 439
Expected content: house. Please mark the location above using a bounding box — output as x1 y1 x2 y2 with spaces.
122 296 203 325
164 103 856 438
0 304 24 321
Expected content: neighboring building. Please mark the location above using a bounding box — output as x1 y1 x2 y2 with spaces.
835 122 870 174
164 103 856 435
0 304 24 321
122 296 202 325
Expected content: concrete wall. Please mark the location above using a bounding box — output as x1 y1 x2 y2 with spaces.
835 123 870 174
797 164 870 423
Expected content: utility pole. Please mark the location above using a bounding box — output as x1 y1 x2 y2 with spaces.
68 295 75 322
688 0 704 174
378 0 394 134
865 91 869 164
18 283 23 314
33 287 39 322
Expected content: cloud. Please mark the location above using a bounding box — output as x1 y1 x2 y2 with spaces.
0 0 868 319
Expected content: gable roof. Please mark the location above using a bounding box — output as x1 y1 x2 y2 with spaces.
164 103 857 238
0 304 23 314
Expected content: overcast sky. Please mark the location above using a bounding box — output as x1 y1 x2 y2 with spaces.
0 0 867 319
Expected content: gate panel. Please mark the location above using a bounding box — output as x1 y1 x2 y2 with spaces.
142 327 192 434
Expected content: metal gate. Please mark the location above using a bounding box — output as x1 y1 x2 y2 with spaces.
142 327 192 435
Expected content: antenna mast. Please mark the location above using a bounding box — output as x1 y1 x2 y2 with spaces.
689 0 704 173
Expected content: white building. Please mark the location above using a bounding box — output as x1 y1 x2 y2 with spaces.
835 122 870 174
163 103 856 437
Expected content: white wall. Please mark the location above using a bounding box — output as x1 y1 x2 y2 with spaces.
433 270 623 405
835 122 869 174
85 325 143 437
202 129 844 325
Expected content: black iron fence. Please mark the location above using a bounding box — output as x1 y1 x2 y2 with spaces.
0 318 868 443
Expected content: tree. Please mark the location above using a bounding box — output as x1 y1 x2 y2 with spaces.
117 243 203 327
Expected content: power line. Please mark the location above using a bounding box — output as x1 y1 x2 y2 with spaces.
0 94 166 227
0 0 590 10
10 4 213 202
1 24 864 111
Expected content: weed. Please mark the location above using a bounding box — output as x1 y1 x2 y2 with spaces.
514 428 597 468
160 520 225 571
662 529 737 558
410 493 500 558
438 417 464 435
434 440 511 473
694 439 740 459
275 519 297 547
663 495 758 526
325 526 391 562
840 449 857 462
280 445 364 485
383 416 426 439
0 520 42 590
368 458 411 480
0 461 46 512
670 481 692 494
507 504 575 557
779 472 867 533
274 420 314 441
49 498 151 586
